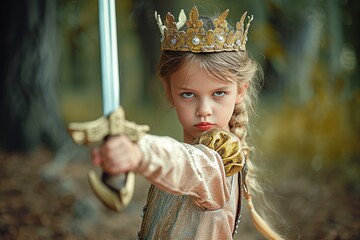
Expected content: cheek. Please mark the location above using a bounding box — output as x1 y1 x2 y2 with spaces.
173 102 192 122
174 103 188 117
219 97 237 118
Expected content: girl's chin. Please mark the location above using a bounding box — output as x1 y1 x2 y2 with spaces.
185 131 207 143
183 131 197 144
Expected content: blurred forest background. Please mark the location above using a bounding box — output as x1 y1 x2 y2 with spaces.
0 0 359 239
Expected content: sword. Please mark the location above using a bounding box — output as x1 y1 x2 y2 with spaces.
67 0 149 211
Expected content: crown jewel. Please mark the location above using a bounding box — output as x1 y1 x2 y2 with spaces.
155 6 253 53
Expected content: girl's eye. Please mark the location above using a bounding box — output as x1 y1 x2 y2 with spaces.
213 91 226 97
180 92 195 99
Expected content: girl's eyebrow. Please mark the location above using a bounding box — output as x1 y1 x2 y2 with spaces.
176 86 231 91
212 86 231 91
176 87 192 91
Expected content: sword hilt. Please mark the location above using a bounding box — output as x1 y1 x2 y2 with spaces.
67 106 149 211
68 107 149 145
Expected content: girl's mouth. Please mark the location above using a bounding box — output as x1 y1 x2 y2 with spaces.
195 122 214 131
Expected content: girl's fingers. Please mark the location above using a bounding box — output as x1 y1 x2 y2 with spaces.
91 135 141 175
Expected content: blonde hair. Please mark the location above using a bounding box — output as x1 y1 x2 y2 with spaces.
157 50 284 240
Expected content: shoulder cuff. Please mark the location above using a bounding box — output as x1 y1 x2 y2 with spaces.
194 128 245 177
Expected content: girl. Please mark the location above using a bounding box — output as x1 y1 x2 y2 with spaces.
92 6 283 240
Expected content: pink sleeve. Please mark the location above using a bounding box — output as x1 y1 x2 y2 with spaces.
135 134 231 210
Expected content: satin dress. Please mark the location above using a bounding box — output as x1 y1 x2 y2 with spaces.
135 129 246 239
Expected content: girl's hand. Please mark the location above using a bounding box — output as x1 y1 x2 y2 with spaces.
92 135 143 175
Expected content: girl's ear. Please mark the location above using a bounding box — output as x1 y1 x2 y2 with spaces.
236 83 249 104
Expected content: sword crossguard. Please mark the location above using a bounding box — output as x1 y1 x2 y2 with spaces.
67 106 150 212
68 107 150 145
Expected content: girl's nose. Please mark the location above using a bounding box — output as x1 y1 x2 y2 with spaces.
196 99 212 117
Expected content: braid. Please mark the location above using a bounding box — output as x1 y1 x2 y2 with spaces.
230 94 284 240
229 101 249 145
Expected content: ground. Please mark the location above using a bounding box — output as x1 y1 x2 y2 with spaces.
0 147 359 240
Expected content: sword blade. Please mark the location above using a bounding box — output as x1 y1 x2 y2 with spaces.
68 1 143 211
99 0 120 115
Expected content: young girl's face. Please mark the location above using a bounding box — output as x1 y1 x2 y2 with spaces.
170 60 244 143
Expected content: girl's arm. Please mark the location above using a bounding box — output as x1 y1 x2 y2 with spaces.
93 129 244 210
136 134 230 210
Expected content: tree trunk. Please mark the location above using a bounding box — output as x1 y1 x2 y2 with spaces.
131 0 173 103
0 0 67 152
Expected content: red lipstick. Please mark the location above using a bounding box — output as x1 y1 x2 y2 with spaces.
195 122 214 131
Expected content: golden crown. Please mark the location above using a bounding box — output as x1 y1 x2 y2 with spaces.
154 6 253 53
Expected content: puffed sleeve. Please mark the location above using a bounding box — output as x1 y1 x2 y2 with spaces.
194 128 245 177
135 129 244 210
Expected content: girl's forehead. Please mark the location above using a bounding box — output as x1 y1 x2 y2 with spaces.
170 61 234 89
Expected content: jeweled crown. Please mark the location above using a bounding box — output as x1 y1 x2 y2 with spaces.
155 6 253 53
